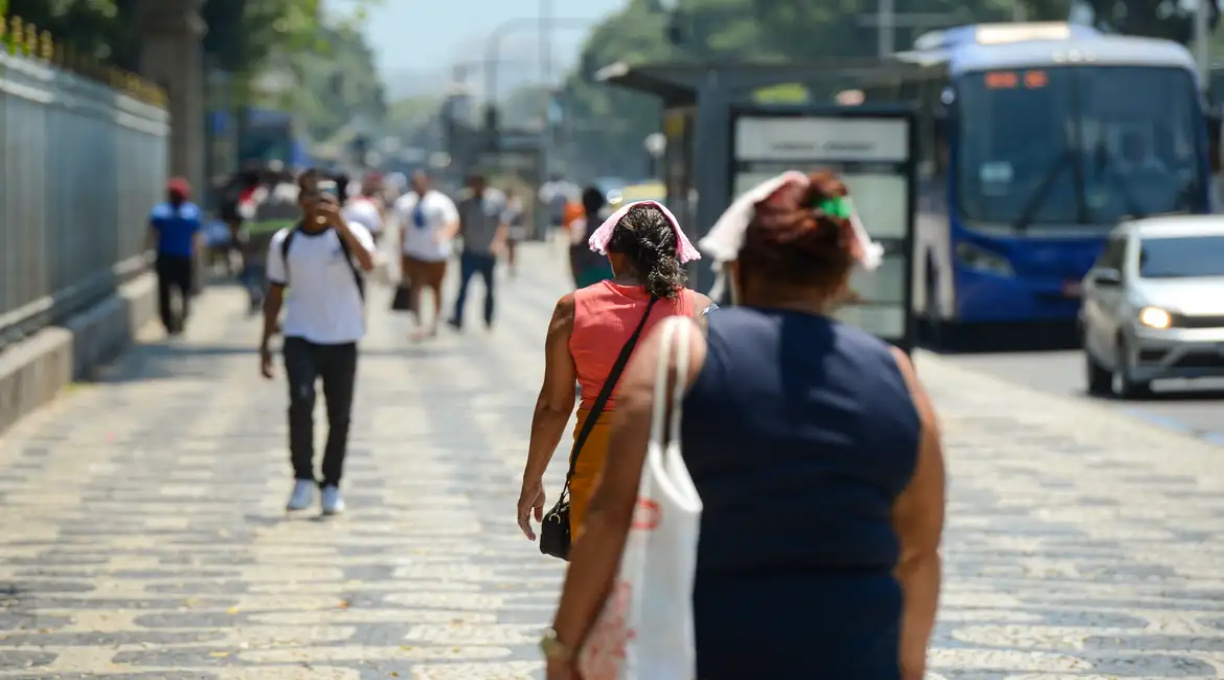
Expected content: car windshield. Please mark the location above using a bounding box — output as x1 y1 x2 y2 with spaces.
957 65 1207 227
1139 234 1224 278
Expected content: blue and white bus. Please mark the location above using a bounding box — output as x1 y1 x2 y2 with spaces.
860 22 1213 339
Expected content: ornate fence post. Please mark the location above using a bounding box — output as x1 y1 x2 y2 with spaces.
9 16 22 55
22 19 35 57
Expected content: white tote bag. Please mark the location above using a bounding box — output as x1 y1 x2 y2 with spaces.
578 316 704 680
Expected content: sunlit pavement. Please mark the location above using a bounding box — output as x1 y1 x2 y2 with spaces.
2 242 1224 679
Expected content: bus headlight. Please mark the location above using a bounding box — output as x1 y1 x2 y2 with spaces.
1138 306 1172 329
955 241 1014 276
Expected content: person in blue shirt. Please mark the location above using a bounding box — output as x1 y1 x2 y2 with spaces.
147 178 203 335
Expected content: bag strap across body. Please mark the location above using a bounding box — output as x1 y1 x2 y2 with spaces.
560 295 660 496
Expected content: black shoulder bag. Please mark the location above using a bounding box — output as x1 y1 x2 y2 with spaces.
539 296 659 561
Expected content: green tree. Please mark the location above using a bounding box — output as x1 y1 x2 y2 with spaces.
7 0 139 69
1079 0 1217 44
561 0 775 179
5 0 381 76
278 23 388 142
204 0 379 75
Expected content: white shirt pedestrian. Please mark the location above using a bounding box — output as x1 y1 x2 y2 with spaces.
342 195 384 237
395 189 460 262
266 224 375 345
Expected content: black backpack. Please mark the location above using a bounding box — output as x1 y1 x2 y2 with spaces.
280 225 365 301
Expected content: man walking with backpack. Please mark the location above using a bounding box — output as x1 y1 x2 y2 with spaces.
259 169 376 516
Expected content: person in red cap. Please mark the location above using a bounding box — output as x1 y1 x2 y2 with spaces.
146 177 204 335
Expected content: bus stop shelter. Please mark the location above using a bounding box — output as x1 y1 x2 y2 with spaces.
597 58 923 278
598 59 923 351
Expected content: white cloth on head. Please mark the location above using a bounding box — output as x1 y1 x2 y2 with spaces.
698 170 883 270
588 200 700 263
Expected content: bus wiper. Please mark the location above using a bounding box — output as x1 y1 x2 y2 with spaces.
1092 142 1145 220
1013 147 1074 232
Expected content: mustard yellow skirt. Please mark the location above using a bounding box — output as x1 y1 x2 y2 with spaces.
568 407 612 539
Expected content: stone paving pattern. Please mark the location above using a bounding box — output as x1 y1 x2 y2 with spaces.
2 242 1224 679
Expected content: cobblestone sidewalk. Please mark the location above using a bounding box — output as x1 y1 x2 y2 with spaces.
2 242 1224 679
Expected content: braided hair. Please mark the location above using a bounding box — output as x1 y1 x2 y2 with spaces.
605 203 687 299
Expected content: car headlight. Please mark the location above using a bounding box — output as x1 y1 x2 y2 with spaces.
955 241 1014 276
1138 306 1172 329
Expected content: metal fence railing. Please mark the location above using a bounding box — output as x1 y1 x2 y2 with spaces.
0 16 170 351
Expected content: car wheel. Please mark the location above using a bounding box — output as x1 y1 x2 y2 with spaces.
1111 336 1153 399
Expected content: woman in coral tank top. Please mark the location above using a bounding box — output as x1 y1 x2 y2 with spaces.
517 201 715 541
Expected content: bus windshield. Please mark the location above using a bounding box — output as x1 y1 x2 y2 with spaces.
957 66 1206 228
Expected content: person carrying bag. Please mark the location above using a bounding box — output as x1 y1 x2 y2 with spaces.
575 316 703 679
538 297 659 560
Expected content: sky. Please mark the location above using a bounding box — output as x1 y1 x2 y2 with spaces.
331 0 627 100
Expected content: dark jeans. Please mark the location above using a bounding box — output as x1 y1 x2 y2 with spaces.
241 261 266 310
155 254 194 333
452 251 496 327
283 337 358 488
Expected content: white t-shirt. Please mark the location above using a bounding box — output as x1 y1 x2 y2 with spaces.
266 225 375 345
395 190 460 261
343 197 384 235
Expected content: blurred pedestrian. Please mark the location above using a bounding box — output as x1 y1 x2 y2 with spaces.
504 187 527 277
146 177 203 336
544 171 943 680
540 171 578 242
448 172 508 332
220 168 263 311
569 187 615 288
517 201 712 546
342 174 386 239
394 170 459 340
259 169 376 516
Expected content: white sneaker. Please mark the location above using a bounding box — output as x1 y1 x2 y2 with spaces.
321 485 345 516
286 480 316 511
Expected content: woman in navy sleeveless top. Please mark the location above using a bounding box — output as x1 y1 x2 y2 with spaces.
544 171 946 680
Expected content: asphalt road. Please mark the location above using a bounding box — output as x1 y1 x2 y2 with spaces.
942 348 1224 445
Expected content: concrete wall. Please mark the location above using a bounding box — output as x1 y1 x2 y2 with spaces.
0 274 157 434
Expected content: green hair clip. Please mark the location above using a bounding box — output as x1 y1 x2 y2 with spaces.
816 196 853 219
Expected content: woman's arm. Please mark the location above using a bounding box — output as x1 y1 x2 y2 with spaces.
547 318 708 667
518 294 579 540
888 347 946 680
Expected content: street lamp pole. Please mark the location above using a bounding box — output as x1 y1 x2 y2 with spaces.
540 0 552 87
878 0 895 58
1195 0 1211 89
483 17 594 107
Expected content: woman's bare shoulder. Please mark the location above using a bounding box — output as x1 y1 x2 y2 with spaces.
687 289 715 316
552 293 576 321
